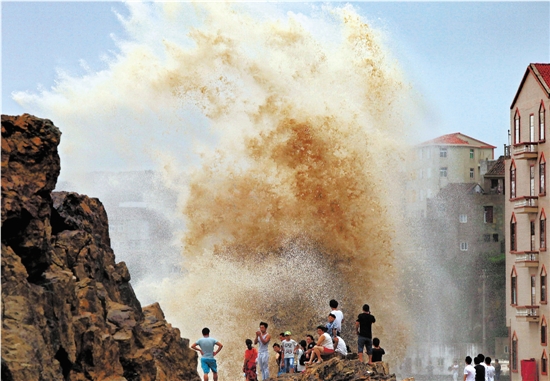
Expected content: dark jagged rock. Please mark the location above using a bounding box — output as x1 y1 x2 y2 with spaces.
269 358 396 381
1 114 200 381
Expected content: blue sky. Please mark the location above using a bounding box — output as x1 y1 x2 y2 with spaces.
2 1 549 152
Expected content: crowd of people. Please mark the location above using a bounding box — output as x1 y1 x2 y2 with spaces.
190 300 384 381
462 354 502 381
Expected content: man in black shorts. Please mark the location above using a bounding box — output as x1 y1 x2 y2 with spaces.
355 304 375 364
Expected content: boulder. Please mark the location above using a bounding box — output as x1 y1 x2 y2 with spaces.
1 114 200 381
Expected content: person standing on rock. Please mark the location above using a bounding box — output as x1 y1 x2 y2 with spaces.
191 327 223 381
494 359 501 381
243 339 258 381
329 299 344 337
356 304 376 364
254 322 271 380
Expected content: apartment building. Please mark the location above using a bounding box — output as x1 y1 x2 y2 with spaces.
407 133 496 218
505 63 550 381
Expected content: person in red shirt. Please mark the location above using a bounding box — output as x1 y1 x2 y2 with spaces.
243 339 258 381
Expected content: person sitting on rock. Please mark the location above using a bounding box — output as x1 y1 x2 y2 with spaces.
371 338 385 362
333 334 348 356
306 325 334 365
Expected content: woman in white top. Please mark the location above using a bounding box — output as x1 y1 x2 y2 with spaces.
305 326 334 365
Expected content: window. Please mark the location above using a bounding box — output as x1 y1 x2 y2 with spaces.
440 167 448 177
541 210 547 250
460 242 468 251
415 358 422 367
532 220 536 251
511 267 518 305
483 234 491 242
470 168 475 179
437 358 444 366
493 234 499 242
543 316 548 346
531 165 536 196
510 214 517 251
541 154 546 195
514 110 521 144
440 147 447 158
484 206 494 223
511 332 518 372
543 350 548 375
542 266 548 304
530 114 535 142
459 214 468 223
540 102 546 141
510 161 516 199
470 149 474 159
531 276 537 306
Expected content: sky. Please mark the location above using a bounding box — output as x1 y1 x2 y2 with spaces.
2 1 549 154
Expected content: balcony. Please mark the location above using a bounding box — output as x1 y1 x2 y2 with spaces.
513 196 539 214
513 142 538 159
515 305 540 322
513 251 539 267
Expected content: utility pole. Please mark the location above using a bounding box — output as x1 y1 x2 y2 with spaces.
482 268 487 353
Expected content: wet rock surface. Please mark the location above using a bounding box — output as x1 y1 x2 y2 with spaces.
1 114 199 381
270 358 396 381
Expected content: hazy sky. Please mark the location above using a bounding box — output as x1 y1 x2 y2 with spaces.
2 1 549 152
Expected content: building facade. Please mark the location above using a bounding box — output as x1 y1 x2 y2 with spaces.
505 63 550 381
407 133 496 218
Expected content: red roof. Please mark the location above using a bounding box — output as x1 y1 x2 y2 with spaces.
511 63 550 108
533 63 550 89
419 132 496 149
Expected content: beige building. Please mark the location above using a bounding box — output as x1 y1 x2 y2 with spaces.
505 63 550 381
407 133 496 218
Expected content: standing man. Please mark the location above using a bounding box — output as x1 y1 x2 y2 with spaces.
355 304 376 364
494 359 501 381
329 299 344 337
254 322 271 380
450 360 459 381
191 327 223 381
463 356 475 381
474 356 486 381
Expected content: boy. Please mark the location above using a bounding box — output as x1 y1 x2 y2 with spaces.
371 337 385 362
329 299 344 337
326 314 337 339
464 356 475 381
191 327 223 381
281 331 298 373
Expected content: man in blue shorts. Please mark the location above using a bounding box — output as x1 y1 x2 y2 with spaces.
191 327 224 381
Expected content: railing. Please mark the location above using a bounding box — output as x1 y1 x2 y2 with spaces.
514 142 538 154
504 144 511 159
514 196 538 208
516 306 539 317
515 252 539 262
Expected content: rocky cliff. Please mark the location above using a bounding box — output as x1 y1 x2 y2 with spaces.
1 114 200 381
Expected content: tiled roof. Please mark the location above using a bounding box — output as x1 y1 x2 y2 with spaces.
485 155 505 177
511 63 550 108
419 132 496 149
436 183 484 198
533 63 550 91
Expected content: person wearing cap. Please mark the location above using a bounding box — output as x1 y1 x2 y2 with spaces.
281 331 298 373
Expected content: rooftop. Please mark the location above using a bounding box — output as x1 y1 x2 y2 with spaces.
419 132 496 149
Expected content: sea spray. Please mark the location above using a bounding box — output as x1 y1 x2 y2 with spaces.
14 3 419 377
